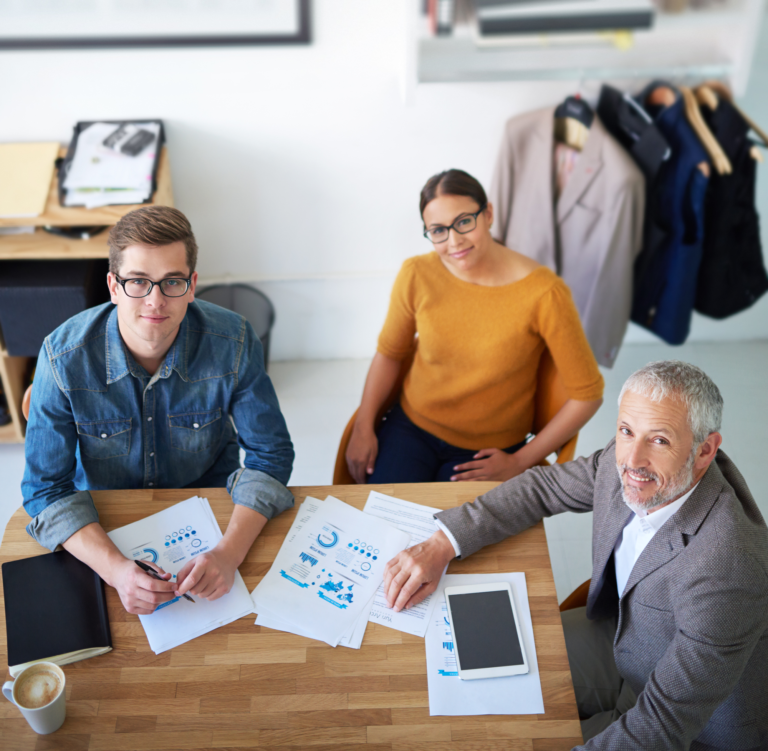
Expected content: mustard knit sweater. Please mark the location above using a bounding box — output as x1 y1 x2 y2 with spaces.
377 253 604 449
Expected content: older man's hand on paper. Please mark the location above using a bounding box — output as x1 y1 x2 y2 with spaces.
384 529 456 612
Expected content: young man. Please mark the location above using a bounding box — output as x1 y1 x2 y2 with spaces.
383 361 768 750
22 206 294 615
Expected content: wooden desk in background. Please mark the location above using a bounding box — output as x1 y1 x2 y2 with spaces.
0 483 582 750
0 146 174 447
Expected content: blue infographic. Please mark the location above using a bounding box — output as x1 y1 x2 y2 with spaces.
437 602 459 677
252 495 411 647
128 520 211 573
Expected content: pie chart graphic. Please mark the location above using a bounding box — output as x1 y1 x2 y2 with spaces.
317 531 338 548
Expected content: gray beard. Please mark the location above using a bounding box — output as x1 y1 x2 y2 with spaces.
616 451 696 515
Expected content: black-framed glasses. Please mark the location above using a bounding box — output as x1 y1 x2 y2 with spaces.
115 275 192 298
423 207 486 243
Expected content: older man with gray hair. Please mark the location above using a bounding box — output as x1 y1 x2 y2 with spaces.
383 361 768 750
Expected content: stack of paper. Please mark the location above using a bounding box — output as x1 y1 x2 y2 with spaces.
63 122 160 209
0 142 59 218
252 496 411 647
363 491 444 638
425 573 544 716
107 496 255 654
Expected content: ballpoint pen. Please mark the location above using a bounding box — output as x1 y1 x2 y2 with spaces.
135 560 195 603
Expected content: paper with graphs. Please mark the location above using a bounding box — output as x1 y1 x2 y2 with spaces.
363 491 443 637
251 496 410 647
425 573 543 716
107 496 255 653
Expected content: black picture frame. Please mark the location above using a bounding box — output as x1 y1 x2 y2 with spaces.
0 0 310 51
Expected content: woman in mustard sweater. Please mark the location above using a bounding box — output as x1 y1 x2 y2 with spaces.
346 169 604 484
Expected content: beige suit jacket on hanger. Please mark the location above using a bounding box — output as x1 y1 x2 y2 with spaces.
489 107 645 368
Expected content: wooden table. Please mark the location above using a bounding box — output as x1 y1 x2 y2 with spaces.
0 484 582 750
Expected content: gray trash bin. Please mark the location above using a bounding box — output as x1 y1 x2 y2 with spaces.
195 284 275 370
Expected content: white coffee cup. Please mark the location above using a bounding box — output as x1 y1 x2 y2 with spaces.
3 662 66 734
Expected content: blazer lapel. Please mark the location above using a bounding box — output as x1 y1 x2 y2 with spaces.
622 462 724 598
556 115 606 224
528 107 558 271
590 468 632 609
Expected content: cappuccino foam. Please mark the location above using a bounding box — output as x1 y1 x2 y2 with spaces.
16 669 63 709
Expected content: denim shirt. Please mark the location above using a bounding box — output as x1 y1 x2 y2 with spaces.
22 300 295 551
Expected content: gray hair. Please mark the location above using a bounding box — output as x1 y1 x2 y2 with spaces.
618 361 723 445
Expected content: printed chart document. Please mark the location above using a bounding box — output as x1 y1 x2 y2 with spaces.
252 496 410 647
425 573 544 716
255 592 375 650
363 491 443 637
107 496 255 653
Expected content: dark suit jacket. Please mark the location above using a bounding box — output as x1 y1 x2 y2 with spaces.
437 440 768 750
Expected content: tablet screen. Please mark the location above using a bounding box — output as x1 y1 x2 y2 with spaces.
446 590 524 670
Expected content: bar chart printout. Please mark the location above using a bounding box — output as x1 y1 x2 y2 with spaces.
425 572 544 716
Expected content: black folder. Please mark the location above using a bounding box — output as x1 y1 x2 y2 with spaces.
2 550 112 677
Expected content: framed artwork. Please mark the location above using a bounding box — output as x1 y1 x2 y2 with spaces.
0 0 310 50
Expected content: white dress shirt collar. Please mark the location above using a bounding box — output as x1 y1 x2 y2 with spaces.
614 482 700 597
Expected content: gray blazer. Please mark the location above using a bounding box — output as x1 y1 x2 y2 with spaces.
437 440 768 750
489 108 645 368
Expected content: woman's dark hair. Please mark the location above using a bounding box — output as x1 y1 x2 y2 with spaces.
419 169 488 217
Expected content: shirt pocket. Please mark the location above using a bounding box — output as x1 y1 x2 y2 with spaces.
77 418 132 460
168 409 222 454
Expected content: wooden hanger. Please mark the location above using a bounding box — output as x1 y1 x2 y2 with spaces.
693 84 718 111
696 80 768 162
554 95 593 152
680 86 732 175
645 85 711 177
646 85 676 107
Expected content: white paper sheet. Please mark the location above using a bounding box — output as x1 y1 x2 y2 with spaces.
107 496 255 654
254 591 375 650
251 495 410 647
425 573 545 716
63 122 160 190
362 491 443 637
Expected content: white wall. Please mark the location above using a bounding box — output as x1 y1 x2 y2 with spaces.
2 1 767 360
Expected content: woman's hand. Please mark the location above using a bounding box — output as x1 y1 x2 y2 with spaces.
450 448 527 482
346 424 379 484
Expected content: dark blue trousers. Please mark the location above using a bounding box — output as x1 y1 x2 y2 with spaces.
368 403 526 484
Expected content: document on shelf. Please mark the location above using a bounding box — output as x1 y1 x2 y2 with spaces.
0 142 59 218
362 491 443 637
62 121 160 207
425 573 544 716
251 495 410 647
107 496 255 654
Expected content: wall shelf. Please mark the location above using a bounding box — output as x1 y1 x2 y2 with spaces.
412 0 765 95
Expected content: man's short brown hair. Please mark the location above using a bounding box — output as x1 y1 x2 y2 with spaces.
108 205 198 275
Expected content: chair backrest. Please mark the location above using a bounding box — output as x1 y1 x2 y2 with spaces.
332 349 415 486
332 345 577 484
559 578 591 612
22 384 32 421
195 284 275 368
532 347 579 464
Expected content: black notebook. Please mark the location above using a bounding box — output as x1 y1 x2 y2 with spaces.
2 550 112 677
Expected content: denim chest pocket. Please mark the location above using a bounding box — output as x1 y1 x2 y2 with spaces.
77 418 132 460
169 409 222 453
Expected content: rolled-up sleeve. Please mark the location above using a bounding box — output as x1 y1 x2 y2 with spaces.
21 340 100 551
228 321 295 519
26 490 99 552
